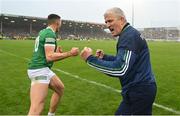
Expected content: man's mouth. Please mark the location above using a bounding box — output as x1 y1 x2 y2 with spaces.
109 28 114 32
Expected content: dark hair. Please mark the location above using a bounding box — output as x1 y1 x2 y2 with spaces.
47 14 61 24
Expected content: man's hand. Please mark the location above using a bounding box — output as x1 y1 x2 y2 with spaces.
95 49 104 59
80 47 93 61
70 47 79 56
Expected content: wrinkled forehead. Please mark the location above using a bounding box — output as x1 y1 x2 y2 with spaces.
104 13 117 20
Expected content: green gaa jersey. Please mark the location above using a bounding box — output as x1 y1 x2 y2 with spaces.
28 27 57 69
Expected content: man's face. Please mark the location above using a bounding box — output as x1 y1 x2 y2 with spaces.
104 13 124 37
55 19 62 32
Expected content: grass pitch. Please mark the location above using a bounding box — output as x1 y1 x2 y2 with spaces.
0 40 180 115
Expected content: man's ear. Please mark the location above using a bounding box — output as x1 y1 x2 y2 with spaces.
120 17 125 24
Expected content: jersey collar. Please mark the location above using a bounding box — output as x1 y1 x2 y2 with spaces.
46 26 55 33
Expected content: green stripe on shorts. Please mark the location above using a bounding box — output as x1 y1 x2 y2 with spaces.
34 76 47 80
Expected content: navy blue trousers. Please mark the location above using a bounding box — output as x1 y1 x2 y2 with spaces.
115 83 157 115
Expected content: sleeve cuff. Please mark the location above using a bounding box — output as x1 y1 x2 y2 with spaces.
86 55 95 62
102 54 107 59
44 43 55 47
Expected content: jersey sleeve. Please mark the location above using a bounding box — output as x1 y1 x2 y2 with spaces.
44 32 56 47
102 54 116 61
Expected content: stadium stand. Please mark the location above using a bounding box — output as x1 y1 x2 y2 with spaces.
0 14 179 41
139 27 180 41
0 14 112 40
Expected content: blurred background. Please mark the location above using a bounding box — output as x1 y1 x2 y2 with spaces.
0 0 180 115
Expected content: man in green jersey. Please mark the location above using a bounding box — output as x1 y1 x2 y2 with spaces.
27 14 79 115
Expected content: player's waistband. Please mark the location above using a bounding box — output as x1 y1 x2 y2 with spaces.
28 66 50 71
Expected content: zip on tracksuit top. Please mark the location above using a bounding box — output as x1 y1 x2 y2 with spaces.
86 23 156 93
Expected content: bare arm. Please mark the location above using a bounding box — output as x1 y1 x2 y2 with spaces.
45 45 79 62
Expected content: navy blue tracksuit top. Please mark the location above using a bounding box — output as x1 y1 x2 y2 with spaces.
86 23 156 93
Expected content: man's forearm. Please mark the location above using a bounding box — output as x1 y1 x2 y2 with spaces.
46 52 72 62
102 54 116 61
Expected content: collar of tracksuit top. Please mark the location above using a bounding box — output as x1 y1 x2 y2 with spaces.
116 23 130 51
119 23 130 36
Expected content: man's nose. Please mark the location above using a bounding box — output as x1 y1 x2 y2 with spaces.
106 23 111 28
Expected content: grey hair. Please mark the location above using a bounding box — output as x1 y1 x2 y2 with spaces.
104 7 127 21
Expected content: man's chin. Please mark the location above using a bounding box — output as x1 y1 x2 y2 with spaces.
111 33 118 37
111 31 120 37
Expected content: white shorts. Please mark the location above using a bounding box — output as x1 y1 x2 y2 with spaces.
27 67 56 85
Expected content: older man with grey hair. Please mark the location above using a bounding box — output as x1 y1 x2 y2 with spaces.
81 7 157 115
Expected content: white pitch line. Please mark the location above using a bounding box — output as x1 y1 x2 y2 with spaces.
0 49 180 114
153 103 180 114
53 68 180 115
53 68 121 93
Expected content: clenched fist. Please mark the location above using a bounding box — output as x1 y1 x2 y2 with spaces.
70 47 79 56
80 47 93 61
95 49 104 59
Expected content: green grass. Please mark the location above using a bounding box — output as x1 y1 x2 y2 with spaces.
0 40 180 115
